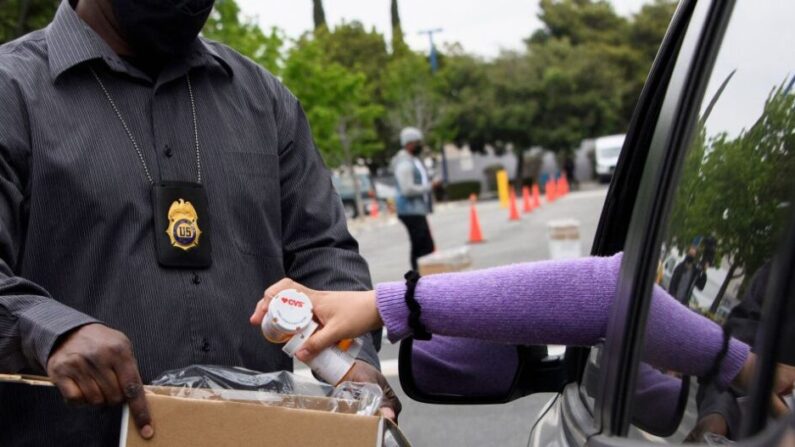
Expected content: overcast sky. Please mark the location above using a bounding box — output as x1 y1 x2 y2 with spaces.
236 0 656 58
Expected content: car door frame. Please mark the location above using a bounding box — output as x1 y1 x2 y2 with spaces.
588 0 795 442
563 0 703 387
535 0 714 443
589 0 737 440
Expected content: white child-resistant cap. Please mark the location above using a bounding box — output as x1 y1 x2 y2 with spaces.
261 289 313 340
400 127 423 147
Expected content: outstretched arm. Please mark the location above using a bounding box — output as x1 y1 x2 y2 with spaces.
253 253 750 389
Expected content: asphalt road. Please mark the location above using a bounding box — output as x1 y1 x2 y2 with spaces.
346 186 610 446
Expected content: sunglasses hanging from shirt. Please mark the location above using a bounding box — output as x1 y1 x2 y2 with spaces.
91 67 212 269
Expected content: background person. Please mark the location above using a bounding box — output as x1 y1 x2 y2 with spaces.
392 127 439 270
670 245 708 306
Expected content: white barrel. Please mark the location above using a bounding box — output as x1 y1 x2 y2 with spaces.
547 219 582 259
418 246 472 276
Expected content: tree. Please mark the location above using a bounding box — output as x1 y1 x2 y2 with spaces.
318 21 390 85
621 0 678 120
202 0 283 74
529 0 628 46
312 0 326 30
382 50 442 146
433 47 495 152
666 79 795 313
0 0 57 45
390 0 408 55
428 0 676 187
629 0 679 63
315 21 393 165
283 35 383 217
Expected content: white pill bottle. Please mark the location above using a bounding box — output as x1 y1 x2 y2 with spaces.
261 289 362 385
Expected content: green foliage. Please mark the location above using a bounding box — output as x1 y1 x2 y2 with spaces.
282 34 384 168
202 0 283 74
312 0 327 30
445 181 482 201
666 79 795 293
382 50 441 146
316 21 390 89
0 0 58 45
390 0 408 55
530 0 628 46
434 0 677 156
432 48 494 151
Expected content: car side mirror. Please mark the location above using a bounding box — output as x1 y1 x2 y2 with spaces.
398 335 568 404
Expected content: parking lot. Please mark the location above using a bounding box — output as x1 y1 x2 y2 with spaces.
340 186 607 445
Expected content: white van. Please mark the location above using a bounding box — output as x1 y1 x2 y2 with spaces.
594 133 625 182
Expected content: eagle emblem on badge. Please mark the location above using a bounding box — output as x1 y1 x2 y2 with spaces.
166 199 201 251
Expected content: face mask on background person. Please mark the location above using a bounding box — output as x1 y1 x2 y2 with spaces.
111 0 215 61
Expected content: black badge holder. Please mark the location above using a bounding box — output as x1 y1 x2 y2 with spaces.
151 181 212 268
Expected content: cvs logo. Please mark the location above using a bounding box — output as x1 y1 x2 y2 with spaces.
281 297 305 308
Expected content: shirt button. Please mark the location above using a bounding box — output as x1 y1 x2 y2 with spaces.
192 273 201 285
201 338 211 352
164 145 173 158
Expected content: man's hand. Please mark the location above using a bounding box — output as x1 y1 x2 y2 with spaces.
684 413 728 443
733 352 794 416
251 280 400 421
46 324 153 440
345 360 402 423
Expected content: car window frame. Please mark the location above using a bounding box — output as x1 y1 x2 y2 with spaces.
742 204 795 438
565 0 701 390
591 0 737 438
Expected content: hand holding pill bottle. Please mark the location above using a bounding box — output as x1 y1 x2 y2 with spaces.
261 289 362 385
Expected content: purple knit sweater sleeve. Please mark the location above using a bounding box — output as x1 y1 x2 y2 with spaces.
375 253 749 388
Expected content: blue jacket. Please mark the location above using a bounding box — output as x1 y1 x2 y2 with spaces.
391 150 432 216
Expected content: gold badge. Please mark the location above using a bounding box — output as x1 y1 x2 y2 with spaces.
166 199 202 251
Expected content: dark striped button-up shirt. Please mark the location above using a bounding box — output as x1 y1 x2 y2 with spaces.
0 2 378 445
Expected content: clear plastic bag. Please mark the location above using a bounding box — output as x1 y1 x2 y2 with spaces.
150 364 383 416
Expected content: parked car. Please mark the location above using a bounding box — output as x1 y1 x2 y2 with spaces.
331 173 385 219
398 1 795 445
594 134 626 183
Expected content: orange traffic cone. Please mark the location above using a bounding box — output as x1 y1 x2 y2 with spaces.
468 194 484 243
552 179 559 199
562 175 570 194
556 176 565 198
522 186 533 213
508 188 521 221
369 192 379 218
532 184 541 208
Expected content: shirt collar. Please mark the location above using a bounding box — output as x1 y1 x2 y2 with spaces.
45 0 233 82
45 0 119 81
188 37 234 79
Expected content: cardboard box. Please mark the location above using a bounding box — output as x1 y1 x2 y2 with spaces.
418 246 472 276
0 374 410 447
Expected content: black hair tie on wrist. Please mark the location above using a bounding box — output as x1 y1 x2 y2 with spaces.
700 325 732 387
404 270 432 341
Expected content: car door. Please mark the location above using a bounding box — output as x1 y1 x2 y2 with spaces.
545 0 795 445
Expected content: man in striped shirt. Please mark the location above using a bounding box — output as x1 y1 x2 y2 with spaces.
0 1 398 444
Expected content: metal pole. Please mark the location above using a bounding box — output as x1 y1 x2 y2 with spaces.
417 28 449 187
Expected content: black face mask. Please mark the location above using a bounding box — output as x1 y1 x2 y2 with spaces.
111 0 215 61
